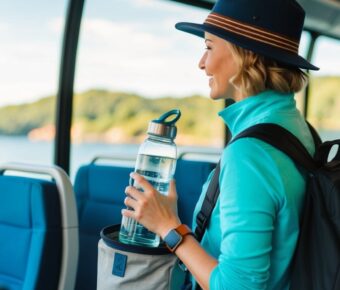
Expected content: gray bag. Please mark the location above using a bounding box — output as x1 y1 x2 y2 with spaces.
97 224 186 290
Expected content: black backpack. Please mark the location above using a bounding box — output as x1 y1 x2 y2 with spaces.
195 123 340 290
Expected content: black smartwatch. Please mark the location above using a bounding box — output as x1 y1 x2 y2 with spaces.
163 224 193 253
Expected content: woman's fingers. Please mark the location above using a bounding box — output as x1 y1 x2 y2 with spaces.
121 208 136 219
124 184 150 222
130 172 154 193
122 194 143 222
124 196 138 209
123 173 181 235
125 185 144 201
122 207 143 221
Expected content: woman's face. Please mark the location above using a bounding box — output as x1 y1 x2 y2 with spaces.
199 32 239 100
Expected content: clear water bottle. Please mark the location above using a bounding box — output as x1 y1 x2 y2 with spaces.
119 109 181 247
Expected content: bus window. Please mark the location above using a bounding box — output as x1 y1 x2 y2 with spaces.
72 0 224 177
308 36 340 141
0 1 68 166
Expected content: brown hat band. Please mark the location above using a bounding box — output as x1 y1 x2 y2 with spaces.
204 13 299 54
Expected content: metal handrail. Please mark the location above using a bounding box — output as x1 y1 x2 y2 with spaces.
90 148 221 164
91 154 136 164
178 147 221 161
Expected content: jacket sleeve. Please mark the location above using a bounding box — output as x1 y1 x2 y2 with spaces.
209 139 284 290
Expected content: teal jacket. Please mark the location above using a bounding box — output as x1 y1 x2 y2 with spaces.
192 91 315 290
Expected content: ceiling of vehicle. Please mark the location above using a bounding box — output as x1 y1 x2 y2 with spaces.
299 0 340 39
170 0 340 40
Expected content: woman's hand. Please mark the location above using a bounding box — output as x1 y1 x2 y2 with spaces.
122 172 181 238
123 172 217 290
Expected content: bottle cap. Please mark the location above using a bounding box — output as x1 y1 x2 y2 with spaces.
147 109 181 140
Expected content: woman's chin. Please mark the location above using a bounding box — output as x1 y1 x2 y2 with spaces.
209 94 219 100
209 91 224 100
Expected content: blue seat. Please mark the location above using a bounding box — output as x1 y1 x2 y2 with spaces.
174 159 215 227
73 158 215 290
0 176 61 290
74 164 133 290
0 163 78 290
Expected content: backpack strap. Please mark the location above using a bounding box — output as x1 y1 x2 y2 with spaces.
194 162 220 242
306 121 322 147
194 123 319 242
231 123 319 171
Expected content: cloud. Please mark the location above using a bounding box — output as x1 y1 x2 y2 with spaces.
73 17 209 97
0 19 62 106
0 22 9 33
0 0 211 107
0 13 209 107
79 18 171 53
48 17 64 34
0 40 60 105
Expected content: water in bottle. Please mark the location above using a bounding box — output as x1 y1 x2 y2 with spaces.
119 109 181 247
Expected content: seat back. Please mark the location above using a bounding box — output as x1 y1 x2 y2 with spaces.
175 159 215 226
0 163 78 290
74 164 132 290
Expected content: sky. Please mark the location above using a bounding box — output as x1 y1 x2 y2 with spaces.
0 0 339 107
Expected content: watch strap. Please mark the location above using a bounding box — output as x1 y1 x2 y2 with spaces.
176 224 193 237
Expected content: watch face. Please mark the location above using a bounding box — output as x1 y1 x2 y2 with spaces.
164 229 183 250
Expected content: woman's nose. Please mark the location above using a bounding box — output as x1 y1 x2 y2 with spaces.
198 52 207 70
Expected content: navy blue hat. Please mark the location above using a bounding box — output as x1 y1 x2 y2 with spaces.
176 0 319 70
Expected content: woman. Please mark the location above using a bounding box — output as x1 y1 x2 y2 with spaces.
122 0 319 289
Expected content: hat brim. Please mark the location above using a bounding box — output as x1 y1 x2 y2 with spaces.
175 22 319 71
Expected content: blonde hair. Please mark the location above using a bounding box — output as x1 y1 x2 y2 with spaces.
228 43 307 96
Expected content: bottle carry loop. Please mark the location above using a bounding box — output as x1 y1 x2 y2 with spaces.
153 109 181 125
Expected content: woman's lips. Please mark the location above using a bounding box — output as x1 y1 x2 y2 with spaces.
209 78 213 87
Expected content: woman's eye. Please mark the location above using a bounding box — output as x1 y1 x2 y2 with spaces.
205 46 211 50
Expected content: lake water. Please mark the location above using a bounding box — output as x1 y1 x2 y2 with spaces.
1 130 339 181
0 136 139 181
